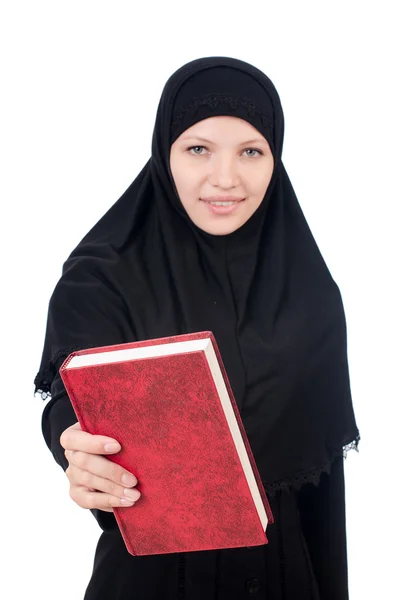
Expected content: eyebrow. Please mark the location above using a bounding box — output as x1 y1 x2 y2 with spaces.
180 135 267 146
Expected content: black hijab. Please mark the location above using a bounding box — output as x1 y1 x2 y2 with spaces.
35 56 359 493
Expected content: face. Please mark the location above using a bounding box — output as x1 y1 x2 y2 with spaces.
169 116 274 235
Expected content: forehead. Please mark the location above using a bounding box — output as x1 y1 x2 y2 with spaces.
179 116 267 143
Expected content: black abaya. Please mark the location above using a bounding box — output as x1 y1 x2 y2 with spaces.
36 56 358 599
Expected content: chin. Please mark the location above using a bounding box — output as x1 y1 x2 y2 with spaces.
194 219 245 236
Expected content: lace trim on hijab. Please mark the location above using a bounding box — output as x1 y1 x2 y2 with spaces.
170 93 274 139
34 346 84 400
263 434 360 495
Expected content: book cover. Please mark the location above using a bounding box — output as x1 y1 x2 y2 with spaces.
60 331 273 556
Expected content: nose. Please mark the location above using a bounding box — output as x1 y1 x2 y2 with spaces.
208 154 239 189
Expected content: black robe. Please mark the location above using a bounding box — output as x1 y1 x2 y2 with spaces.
36 57 357 600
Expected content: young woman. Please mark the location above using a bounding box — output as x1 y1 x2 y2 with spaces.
35 56 359 600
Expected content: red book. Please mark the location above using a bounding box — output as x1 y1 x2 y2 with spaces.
60 331 273 556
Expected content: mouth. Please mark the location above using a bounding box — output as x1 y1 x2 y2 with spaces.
200 196 245 206
199 197 247 215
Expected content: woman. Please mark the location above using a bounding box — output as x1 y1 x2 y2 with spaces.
35 56 359 599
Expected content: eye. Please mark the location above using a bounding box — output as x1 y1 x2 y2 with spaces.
187 145 207 155
186 146 264 157
243 148 263 158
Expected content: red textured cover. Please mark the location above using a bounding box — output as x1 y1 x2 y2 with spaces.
60 331 273 556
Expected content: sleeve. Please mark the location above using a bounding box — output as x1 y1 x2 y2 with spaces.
41 372 119 533
297 456 350 600
37 258 138 533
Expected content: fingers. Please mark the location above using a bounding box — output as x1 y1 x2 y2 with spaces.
61 422 141 512
60 422 121 456
67 464 141 503
69 484 138 511
65 450 137 488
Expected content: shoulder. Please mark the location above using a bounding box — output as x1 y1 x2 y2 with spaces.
50 252 123 311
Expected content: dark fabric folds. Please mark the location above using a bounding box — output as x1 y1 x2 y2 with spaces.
35 55 359 494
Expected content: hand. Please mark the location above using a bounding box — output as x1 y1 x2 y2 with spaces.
60 422 141 513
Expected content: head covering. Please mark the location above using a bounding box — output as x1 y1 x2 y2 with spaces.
35 56 359 493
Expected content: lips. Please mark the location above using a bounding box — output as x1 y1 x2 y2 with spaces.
200 197 246 215
200 196 245 203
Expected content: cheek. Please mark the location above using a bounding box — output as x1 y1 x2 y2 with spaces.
247 171 272 199
172 167 201 209
254 162 274 195
176 167 201 198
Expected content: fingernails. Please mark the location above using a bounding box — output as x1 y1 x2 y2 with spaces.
122 473 137 486
104 442 121 453
121 498 135 505
123 488 141 500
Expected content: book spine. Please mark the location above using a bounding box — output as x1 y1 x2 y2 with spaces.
60 367 90 435
209 334 274 525
60 367 137 555
60 352 77 371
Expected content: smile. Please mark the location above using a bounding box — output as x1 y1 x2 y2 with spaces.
199 198 247 215
207 201 237 206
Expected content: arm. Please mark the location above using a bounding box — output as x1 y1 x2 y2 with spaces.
38 261 139 530
42 374 122 532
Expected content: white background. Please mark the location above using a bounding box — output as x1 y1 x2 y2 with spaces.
1 1 396 598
